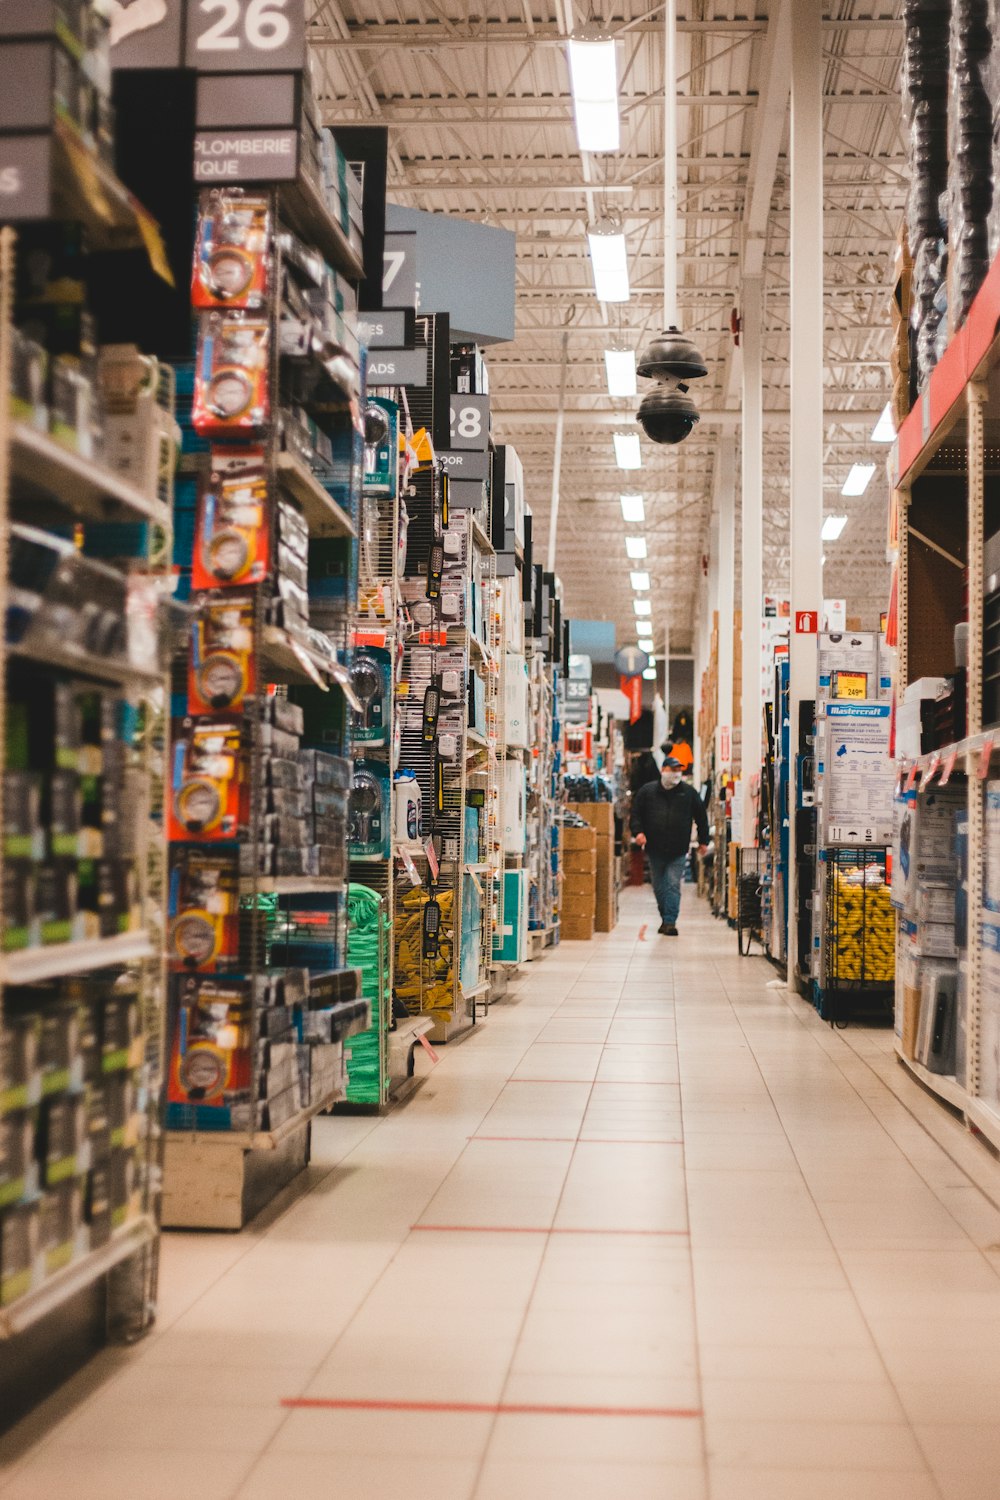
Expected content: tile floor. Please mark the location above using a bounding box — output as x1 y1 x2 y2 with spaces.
4 888 1000 1498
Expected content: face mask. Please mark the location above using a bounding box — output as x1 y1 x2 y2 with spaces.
661 771 682 790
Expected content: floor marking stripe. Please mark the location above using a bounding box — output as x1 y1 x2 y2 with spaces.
281 1396 702 1420
468 1136 684 1145
411 1224 689 1236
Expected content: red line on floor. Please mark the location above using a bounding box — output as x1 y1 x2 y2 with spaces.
468 1136 684 1145
282 1396 702 1420
411 1224 689 1236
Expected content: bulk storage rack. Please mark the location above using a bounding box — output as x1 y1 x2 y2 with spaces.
0 205 175 1413
890 249 1000 1150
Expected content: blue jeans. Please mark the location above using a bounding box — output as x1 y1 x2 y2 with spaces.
648 854 687 926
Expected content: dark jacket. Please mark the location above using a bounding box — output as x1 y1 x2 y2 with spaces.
630 779 709 860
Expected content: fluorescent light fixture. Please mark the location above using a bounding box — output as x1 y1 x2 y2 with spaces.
642 667 657 680
634 598 652 616
620 493 645 523
871 402 895 443
614 432 641 469
604 347 637 398
567 36 619 153
842 462 876 497
821 514 848 541
630 570 650 590
588 223 630 303
625 535 647 559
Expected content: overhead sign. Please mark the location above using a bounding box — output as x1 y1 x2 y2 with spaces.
194 128 298 181
365 348 428 387
357 310 412 349
614 645 650 678
185 0 306 72
448 395 490 452
795 610 819 635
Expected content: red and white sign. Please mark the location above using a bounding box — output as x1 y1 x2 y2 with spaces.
620 674 642 724
795 610 819 635
718 724 731 765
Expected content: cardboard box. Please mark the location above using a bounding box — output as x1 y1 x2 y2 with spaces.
567 802 614 836
563 848 597 876
562 825 597 853
562 877 596 919
561 912 594 942
595 865 617 933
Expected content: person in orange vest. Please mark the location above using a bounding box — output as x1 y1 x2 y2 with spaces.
661 738 693 776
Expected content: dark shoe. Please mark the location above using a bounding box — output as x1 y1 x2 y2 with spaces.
664 925 679 936
658 921 669 935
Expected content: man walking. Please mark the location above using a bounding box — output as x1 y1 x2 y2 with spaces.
629 756 710 935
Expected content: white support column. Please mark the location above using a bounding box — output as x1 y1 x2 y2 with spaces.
715 435 736 768
741 278 763 838
788 0 824 983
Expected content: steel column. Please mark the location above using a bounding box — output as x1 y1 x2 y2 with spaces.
715 435 736 767
740 275 763 836
787 0 825 983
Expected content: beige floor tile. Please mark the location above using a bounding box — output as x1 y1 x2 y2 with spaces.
708 1468 941 1500
238 1451 481 1499
2 1448 254 1500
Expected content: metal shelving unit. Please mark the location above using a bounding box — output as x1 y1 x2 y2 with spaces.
0 220 173 1364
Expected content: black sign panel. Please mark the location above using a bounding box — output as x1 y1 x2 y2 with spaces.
0 133 51 221
196 71 297 128
185 0 305 72
194 128 299 182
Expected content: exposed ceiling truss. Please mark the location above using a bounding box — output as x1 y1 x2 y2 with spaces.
310 1 901 654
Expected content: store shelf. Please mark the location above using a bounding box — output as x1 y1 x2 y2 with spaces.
239 875 345 897
278 174 366 283
11 423 170 526
965 1096 1000 1153
276 452 356 539
460 980 489 1001
260 626 338 688
471 515 494 555
164 1085 347 1154
0 931 154 985
466 728 489 749
0 1215 156 1340
901 730 1000 778
894 1040 968 1113
388 1015 434 1077
8 636 164 693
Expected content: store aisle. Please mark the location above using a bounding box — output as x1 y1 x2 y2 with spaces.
4 892 1000 1500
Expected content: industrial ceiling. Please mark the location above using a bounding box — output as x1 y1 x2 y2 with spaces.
309 1 902 656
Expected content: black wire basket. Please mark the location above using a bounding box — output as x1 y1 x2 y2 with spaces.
820 847 895 1025
736 846 766 956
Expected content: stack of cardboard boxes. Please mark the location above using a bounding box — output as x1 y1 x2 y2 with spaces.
561 823 597 941
566 803 618 935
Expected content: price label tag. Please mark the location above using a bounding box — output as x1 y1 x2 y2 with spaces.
924 753 942 786
425 839 440 882
186 0 306 72
980 735 996 780
939 746 958 786
904 762 919 792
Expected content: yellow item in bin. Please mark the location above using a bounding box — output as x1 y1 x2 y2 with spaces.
830 867 895 983
395 887 455 1018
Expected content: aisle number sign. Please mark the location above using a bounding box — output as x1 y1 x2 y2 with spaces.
449 396 490 452
186 0 305 71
